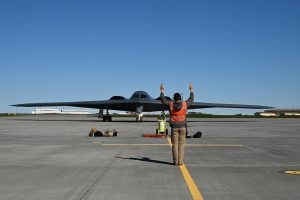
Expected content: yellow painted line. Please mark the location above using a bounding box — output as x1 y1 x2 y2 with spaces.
179 164 204 200
167 137 172 146
91 141 102 144
102 144 169 147
186 144 244 147
167 137 204 200
95 143 243 147
285 170 300 175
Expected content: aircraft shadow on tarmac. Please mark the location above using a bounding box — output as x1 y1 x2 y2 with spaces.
116 156 174 166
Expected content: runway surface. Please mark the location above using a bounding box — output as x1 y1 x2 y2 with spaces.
0 115 299 200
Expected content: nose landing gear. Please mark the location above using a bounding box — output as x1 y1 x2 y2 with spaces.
135 105 143 123
136 113 143 122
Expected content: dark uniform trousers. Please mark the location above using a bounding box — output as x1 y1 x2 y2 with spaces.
171 127 186 165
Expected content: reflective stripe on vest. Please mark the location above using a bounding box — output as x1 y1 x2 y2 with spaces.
169 101 187 122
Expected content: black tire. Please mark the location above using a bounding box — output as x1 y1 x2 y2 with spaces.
108 116 112 122
156 129 158 134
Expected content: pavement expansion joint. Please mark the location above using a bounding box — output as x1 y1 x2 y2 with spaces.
79 149 123 200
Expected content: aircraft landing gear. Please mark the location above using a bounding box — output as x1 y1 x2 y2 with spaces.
135 105 143 123
99 109 112 122
136 113 143 123
103 115 112 122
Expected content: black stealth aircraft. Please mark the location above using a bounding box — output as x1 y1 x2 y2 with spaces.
12 91 272 122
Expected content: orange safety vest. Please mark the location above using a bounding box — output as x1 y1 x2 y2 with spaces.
169 101 187 122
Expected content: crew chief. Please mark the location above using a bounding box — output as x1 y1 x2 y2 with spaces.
160 83 194 165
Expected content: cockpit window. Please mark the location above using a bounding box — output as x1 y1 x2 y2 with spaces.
130 91 152 99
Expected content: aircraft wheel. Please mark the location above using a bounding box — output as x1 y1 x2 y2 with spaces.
103 116 111 122
156 129 158 134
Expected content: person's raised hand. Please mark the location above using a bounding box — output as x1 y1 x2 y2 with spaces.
189 82 193 92
160 83 165 93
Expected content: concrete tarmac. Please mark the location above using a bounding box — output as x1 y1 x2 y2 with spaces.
0 115 299 200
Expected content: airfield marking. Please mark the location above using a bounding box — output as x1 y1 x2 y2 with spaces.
284 170 300 175
185 144 244 147
167 137 204 200
91 141 102 144
102 143 169 147
96 143 244 147
92 140 243 200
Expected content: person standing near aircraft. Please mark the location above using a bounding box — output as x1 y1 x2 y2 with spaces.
160 83 194 166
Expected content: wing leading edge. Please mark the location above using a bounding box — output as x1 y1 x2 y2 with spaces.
12 90 273 122
12 100 134 110
190 102 272 110
12 100 272 111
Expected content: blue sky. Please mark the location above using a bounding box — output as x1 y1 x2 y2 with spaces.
1 0 299 114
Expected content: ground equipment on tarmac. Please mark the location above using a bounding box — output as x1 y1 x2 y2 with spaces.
89 128 117 137
193 131 203 138
156 111 168 135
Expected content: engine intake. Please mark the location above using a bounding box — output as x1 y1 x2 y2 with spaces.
156 96 172 101
110 96 126 100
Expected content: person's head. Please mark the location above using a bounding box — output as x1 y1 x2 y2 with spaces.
173 93 181 102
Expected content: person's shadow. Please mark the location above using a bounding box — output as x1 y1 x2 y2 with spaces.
116 156 173 166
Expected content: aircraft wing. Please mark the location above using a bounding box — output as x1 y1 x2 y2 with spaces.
12 100 136 110
12 100 272 111
189 102 272 110
12 99 167 112
11 90 272 123
137 100 272 111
